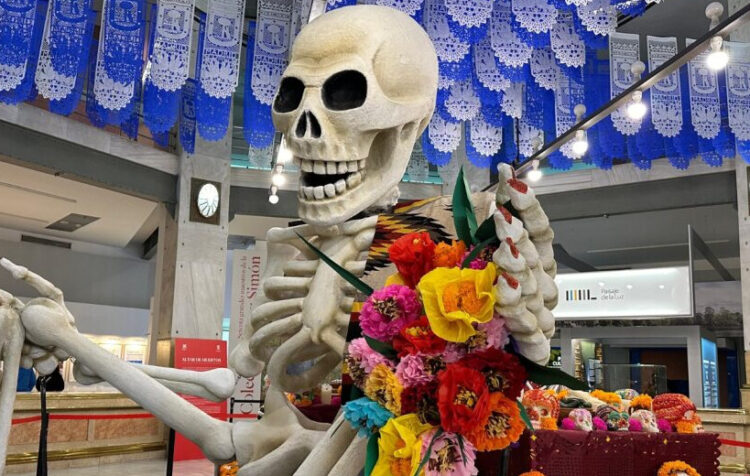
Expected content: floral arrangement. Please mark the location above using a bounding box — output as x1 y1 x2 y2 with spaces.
657 460 701 476
344 230 529 476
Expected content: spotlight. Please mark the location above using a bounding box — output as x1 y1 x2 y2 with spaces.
571 130 589 157
276 137 293 164
268 194 279 204
707 36 728 70
527 159 542 182
271 173 286 187
627 90 647 120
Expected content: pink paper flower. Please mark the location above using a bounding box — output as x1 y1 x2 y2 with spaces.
360 285 421 340
347 338 394 373
478 316 510 350
395 354 433 388
561 418 577 430
420 429 478 476
593 416 608 431
443 343 467 363
657 418 673 433
629 419 643 432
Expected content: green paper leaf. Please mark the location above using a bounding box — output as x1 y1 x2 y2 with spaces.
516 400 535 433
295 232 374 296
474 215 497 243
364 433 379 476
460 235 499 269
414 428 443 476
364 335 399 361
452 167 478 245
457 434 468 464
515 352 590 391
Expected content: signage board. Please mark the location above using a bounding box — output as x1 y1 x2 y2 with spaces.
553 267 692 319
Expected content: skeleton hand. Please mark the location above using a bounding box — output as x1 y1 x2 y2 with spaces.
0 258 73 376
492 165 557 365
0 288 24 474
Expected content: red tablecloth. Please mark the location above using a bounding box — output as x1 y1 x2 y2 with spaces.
497 430 720 476
296 403 341 424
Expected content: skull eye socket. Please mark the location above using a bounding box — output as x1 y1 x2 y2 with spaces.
322 70 367 111
274 77 305 113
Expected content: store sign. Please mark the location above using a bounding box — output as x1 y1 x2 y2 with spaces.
228 242 267 414
553 267 692 319
701 338 718 408
173 338 227 461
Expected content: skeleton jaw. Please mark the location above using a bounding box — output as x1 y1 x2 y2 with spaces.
297 158 367 202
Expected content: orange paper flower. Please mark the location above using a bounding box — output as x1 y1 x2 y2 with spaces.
657 460 701 476
466 393 524 451
389 232 436 288
591 389 623 410
540 417 558 430
519 472 546 476
629 394 653 411
433 240 467 268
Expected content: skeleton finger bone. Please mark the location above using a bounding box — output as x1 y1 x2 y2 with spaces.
1 258 64 306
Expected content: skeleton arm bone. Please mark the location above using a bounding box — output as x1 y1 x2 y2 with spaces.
0 289 24 475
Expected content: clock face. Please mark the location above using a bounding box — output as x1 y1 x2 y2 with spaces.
197 183 220 218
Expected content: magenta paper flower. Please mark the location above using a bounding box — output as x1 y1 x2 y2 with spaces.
395 354 433 388
347 338 394 373
360 284 421 340
420 429 478 476
478 316 510 350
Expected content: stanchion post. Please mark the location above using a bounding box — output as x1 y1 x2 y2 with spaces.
166 428 175 476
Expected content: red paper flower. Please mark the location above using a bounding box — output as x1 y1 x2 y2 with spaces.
401 380 440 425
393 316 447 357
460 348 527 399
388 232 436 288
437 363 490 434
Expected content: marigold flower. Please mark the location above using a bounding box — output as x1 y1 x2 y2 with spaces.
418 265 497 343
389 232 436 288
371 414 433 476
657 461 701 476
437 363 490 434
433 240 468 268
629 394 653 411
466 393 524 451
519 472 546 476
365 364 404 415
540 417 558 430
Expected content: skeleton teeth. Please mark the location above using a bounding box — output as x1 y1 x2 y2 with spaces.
314 161 326 174
303 186 314 199
313 186 325 200
347 161 358 172
301 160 313 172
358 159 366 169
326 161 337 174
335 179 346 194
337 162 348 174
324 183 336 198
346 171 362 188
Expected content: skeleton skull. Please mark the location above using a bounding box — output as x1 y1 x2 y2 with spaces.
568 408 593 431
629 409 659 433
272 5 438 226
522 389 560 430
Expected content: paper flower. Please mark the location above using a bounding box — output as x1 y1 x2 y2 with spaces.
418 265 497 343
365 363 404 415
477 316 510 350
658 418 673 432
396 354 433 388
401 380 440 425
629 394 653 411
347 338 394 373
437 363 490 434
343 397 393 437
433 240 467 268
360 285 421 340
463 245 497 270
372 414 433 476
657 461 701 476
460 348 526 399
388 232 436 288
393 316 447 357
420 429 478 476
593 416 608 431
466 392 524 451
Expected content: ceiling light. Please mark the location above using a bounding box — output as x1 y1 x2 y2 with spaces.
627 90 647 120
268 194 279 204
571 129 588 157
271 173 286 187
276 137 293 164
527 159 542 182
707 36 728 70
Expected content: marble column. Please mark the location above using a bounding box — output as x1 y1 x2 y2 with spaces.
148 132 231 366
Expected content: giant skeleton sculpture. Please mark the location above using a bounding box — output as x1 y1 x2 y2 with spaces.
0 5 558 475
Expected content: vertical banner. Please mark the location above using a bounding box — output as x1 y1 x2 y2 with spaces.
726 41 750 141
609 32 641 135
252 0 292 106
647 36 682 138
179 78 197 153
229 241 268 416
173 338 228 461
686 38 721 140
149 0 194 92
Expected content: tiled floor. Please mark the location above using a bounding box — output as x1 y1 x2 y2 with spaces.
13 458 215 476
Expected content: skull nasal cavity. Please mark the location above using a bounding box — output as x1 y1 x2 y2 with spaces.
295 111 321 139
322 70 367 111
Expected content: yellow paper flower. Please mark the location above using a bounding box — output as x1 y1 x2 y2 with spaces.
386 273 407 287
365 364 403 415
417 265 497 343
372 414 433 476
